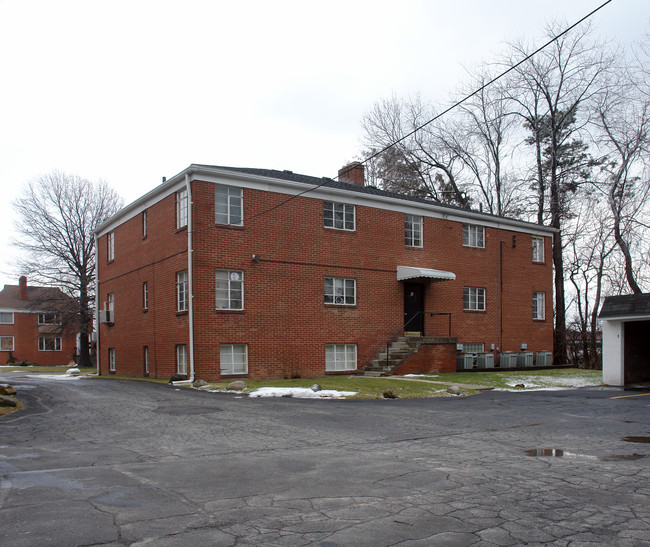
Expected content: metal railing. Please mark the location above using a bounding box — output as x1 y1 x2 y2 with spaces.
384 312 452 369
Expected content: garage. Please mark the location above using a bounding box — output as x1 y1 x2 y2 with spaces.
599 294 650 386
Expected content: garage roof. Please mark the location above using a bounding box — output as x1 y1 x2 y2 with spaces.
599 294 650 319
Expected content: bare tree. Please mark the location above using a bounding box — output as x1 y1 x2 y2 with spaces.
14 171 124 367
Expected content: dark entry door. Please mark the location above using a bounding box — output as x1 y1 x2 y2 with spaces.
403 283 424 334
624 320 650 384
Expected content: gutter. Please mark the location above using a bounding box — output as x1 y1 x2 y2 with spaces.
186 173 195 383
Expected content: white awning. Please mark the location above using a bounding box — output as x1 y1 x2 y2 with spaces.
397 266 456 282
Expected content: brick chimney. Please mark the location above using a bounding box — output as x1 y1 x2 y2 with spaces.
18 276 27 300
338 162 365 185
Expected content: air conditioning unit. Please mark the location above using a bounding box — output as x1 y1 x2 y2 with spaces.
457 353 475 370
500 352 518 367
517 352 534 367
98 309 113 324
536 351 552 367
477 353 494 369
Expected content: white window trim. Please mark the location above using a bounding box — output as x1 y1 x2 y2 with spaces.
215 269 244 310
533 292 546 320
177 271 188 312
39 336 62 352
107 231 115 261
325 344 357 372
143 282 148 310
0 311 15 324
220 343 248 375
108 348 116 372
324 277 356 306
144 346 149 375
462 224 485 248
532 236 544 262
176 344 188 375
405 214 423 247
142 210 148 238
324 201 355 231
1 336 14 352
38 313 61 325
463 287 486 311
215 185 243 226
176 189 188 229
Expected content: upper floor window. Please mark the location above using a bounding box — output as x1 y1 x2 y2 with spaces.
324 201 355 231
176 188 188 229
324 277 356 306
0 312 14 324
1 336 14 351
38 313 61 325
39 336 62 351
107 231 115 261
532 236 544 262
215 269 244 310
462 224 485 248
176 271 188 312
463 287 486 311
405 214 422 247
533 292 545 320
107 292 114 312
215 185 243 225
325 344 357 372
220 343 248 375
142 210 148 238
142 282 148 311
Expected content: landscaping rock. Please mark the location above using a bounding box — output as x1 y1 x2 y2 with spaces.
383 388 399 399
446 385 462 396
311 384 321 392
193 379 209 388
0 384 17 396
226 380 247 391
0 395 17 407
515 384 526 389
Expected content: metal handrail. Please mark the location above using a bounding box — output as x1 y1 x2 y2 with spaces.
384 312 452 368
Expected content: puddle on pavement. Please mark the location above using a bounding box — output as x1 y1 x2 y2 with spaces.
526 448 564 457
621 436 650 443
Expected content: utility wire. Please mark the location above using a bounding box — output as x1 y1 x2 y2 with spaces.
213 0 613 227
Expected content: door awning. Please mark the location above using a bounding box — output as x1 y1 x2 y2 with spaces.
397 266 456 282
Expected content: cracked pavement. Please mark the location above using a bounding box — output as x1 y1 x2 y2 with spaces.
0 374 649 546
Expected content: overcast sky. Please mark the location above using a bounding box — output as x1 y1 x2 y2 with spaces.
0 0 648 289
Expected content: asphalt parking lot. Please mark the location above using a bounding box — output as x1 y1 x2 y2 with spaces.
1 373 649 546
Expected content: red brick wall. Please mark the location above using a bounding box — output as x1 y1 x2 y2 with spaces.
0 312 77 365
97 177 554 381
395 343 457 374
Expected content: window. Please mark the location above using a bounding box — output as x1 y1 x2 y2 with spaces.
324 201 355 231
461 342 485 353
462 224 485 248
108 348 116 372
533 292 545 320
176 188 188 229
463 287 486 311
107 293 114 313
215 185 243 225
142 210 148 238
405 214 422 247
0 312 14 324
325 344 357 372
215 269 244 310
220 343 248 375
324 277 356 305
142 282 148 311
176 271 188 312
1 336 14 352
39 337 62 351
176 344 187 375
143 346 149 376
38 313 61 325
107 231 115 261
532 236 544 262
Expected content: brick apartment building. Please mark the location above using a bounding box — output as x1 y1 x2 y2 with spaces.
95 163 554 381
0 276 78 365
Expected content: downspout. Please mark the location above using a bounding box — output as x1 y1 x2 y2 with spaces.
186 173 195 383
94 233 101 376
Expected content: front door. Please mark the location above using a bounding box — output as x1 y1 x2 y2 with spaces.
403 283 425 335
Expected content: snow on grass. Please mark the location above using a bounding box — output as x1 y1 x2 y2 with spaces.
404 374 439 378
248 387 357 399
24 374 82 381
497 374 601 391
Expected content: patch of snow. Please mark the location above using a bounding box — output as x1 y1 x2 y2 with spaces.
248 387 356 399
404 374 439 378
27 374 81 380
498 374 601 391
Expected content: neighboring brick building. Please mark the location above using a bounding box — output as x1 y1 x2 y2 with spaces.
95 163 555 381
0 276 78 365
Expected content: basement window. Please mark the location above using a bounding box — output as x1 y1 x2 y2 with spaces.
325 344 357 372
220 343 248 375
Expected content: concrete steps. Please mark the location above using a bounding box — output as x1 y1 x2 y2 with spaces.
359 335 425 376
